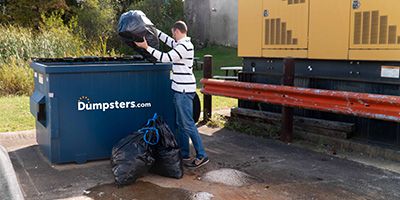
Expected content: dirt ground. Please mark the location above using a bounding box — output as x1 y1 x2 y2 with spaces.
1 127 400 200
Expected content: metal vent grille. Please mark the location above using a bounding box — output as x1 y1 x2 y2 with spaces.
354 12 362 44
276 18 281 44
287 30 292 44
288 0 305 5
265 18 298 46
362 12 370 44
370 11 379 44
271 19 275 45
389 26 397 44
281 23 287 44
354 11 399 45
379 16 388 44
265 20 270 45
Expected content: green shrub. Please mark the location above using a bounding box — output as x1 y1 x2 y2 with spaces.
33 29 84 58
0 13 89 96
0 25 35 61
35 11 85 58
0 12 86 61
0 58 33 96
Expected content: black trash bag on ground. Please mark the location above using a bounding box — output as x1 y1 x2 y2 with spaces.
111 132 155 186
147 114 184 179
118 10 159 62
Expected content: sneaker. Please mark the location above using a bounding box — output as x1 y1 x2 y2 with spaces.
182 157 194 166
186 157 209 169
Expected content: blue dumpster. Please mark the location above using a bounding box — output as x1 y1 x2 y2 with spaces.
29 57 175 164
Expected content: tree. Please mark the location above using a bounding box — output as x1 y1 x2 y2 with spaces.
112 0 142 17
128 0 184 34
74 0 116 43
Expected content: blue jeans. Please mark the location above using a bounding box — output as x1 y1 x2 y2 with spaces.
173 91 207 159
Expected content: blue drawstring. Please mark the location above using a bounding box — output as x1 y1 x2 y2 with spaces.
139 113 159 145
141 127 159 145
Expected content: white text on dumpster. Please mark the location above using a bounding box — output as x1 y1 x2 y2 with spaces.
77 100 152 112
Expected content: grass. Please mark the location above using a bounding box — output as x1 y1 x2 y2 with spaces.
0 96 34 132
197 89 238 110
194 45 241 111
194 45 243 88
195 45 243 69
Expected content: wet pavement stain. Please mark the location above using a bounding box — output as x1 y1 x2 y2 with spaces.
84 181 192 200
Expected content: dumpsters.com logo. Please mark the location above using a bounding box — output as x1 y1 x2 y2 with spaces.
77 96 152 112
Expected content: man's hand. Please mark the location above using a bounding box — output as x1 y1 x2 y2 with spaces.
134 37 148 49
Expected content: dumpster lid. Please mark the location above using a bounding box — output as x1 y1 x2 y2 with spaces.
30 56 172 74
31 91 45 104
32 56 145 63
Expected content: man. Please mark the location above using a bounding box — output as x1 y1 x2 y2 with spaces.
135 21 209 169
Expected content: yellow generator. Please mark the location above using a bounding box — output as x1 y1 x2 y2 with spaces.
238 0 400 147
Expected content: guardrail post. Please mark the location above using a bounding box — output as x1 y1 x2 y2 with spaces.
281 58 295 143
203 55 213 122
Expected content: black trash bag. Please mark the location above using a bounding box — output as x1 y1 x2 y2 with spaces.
118 10 159 62
111 132 155 186
147 114 184 179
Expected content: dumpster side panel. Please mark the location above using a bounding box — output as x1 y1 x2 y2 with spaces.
47 66 174 163
31 70 53 160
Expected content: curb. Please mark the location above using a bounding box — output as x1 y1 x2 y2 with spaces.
295 131 400 162
0 145 24 200
0 130 35 140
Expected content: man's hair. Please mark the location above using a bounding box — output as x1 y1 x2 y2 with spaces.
173 21 188 34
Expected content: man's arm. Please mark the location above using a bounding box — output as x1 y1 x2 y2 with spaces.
156 29 176 48
135 38 192 62
146 45 188 62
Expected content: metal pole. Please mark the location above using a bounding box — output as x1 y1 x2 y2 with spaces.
281 58 295 143
203 55 213 122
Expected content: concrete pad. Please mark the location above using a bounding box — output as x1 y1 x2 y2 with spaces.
1 128 400 200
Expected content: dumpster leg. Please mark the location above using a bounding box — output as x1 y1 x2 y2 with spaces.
203 55 213 122
281 58 295 143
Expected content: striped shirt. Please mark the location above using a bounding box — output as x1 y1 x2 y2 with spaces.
146 30 196 93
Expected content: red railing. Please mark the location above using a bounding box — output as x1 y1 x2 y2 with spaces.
201 78 400 123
